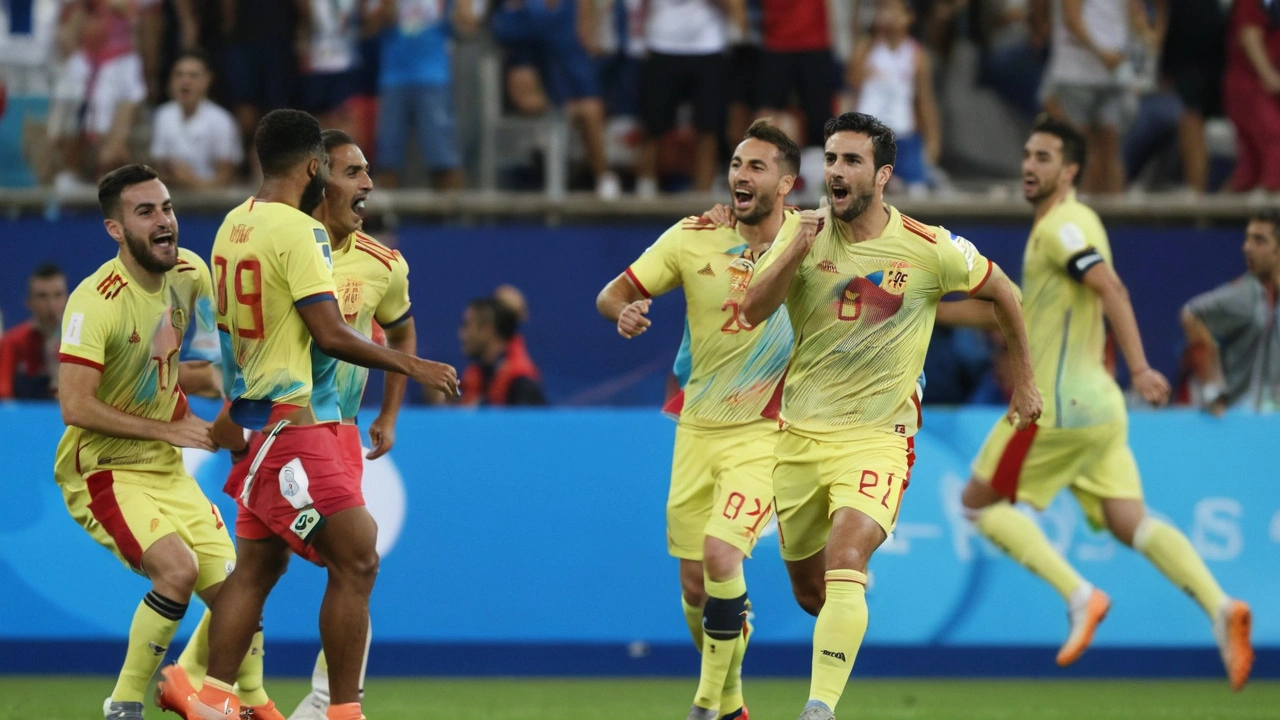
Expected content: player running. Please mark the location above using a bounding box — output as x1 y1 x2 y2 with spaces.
597 119 802 720
56 164 286 720
944 116 1254 690
184 109 456 720
738 112 1041 720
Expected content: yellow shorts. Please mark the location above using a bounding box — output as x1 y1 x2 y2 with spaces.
971 418 1143 529
773 429 914 562
667 420 778 560
58 466 236 591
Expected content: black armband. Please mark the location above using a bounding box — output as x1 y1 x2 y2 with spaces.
1066 248 1105 282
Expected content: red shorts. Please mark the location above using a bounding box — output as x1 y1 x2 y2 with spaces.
226 424 364 564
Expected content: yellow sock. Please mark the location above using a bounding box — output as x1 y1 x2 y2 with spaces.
693 574 748 710
235 629 269 706
809 570 868 711
682 596 704 652
1134 516 1227 617
112 591 186 703
178 610 210 692
974 502 1085 600
718 608 751 715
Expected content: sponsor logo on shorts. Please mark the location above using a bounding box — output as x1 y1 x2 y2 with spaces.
281 466 299 499
150 518 160 533
895 424 906 435
821 649 847 662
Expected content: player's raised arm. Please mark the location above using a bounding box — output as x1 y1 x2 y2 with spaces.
598 220 686 338
971 263 1043 429
60 363 215 451
597 273 651 338
740 207 822 327
1079 262 1170 406
296 298 459 396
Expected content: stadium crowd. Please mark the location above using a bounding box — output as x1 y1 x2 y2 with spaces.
0 0 1278 198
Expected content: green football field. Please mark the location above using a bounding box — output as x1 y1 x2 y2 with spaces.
2 677 1276 720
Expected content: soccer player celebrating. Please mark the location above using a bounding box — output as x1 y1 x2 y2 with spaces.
56 165 286 720
738 112 1041 720
597 119 803 720
287 129 417 719
948 117 1254 690
185 110 456 720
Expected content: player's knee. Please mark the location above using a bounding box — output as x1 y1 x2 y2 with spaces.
701 540 743 583
150 553 200 598
961 477 1001 512
679 565 706 607
792 583 825 617
330 548 380 590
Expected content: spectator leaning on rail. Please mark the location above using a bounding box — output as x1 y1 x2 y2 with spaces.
1180 209 1280 415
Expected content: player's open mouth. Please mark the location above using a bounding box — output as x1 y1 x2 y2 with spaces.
831 186 850 202
1023 177 1037 192
152 232 174 248
353 197 367 218
733 188 754 209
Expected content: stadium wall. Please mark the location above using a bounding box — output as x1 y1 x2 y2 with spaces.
0 218 1248 406
2 402 1275 678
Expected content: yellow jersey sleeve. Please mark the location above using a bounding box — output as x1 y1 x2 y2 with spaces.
59 284 116 371
936 227 995 296
374 250 413 327
283 223 337 303
1042 215 1110 282
626 218 690 298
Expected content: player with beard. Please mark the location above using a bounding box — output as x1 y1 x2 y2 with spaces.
597 119 802 720
738 112 1041 720
55 164 288 720
940 116 1254 690
185 110 457 720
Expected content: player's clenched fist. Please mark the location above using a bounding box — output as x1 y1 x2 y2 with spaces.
1007 384 1044 431
168 413 216 452
413 359 459 397
1132 367 1171 407
617 298 652 338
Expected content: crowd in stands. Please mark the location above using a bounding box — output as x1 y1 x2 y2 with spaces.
1 0 1278 197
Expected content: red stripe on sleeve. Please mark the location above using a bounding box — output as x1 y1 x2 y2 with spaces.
59 353 105 372
968 259 994 297
86 471 145 569
624 267 652 298
990 424 1039 502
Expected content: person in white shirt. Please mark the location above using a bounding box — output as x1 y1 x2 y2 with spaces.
149 50 243 189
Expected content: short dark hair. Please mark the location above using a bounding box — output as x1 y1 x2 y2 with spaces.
255 109 323 178
98 164 160 219
173 48 213 74
1249 209 1280 240
29 263 64 284
1030 114 1087 183
469 297 519 342
743 118 801 177
823 112 896 170
321 128 356 154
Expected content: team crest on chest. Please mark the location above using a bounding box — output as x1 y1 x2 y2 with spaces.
339 277 364 321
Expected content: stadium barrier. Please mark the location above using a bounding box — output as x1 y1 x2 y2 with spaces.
2 403 1275 677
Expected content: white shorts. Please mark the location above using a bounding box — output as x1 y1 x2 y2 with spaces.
49 52 146 137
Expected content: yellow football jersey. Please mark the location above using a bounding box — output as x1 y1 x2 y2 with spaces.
212 198 339 429
55 247 213 480
1021 191 1125 428
331 231 413 419
627 213 800 426
779 207 993 439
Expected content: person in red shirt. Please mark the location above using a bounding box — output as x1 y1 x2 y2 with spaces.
758 0 836 191
0 264 67 400
1225 0 1280 192
458 296 545 406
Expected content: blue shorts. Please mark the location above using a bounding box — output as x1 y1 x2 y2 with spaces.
221 43 294 111
376 83 460 172
301 70 359 114
894 133 927 186
507 37 600 105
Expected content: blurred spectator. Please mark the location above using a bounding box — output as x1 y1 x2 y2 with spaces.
633 0 740 196
1179 210 1280 414
47 0 146 189
150 49 242 188
849 0 940 195
493 282 530 322
368 0 476 190
297 0 364 138
458 296 546 406
1042 0 1154 194
221 0 300 172
1224 0 1280 194
976 0 1050 119
1157 0 1223 194
491 0 618 198
0 264 67 400
757 0 834 199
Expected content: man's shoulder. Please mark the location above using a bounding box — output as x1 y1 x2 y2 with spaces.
350 232 405 274
0 320 37 347
153 101 181 129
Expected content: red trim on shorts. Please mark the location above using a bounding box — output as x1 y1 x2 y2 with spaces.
624 267 651 298
59 354 105 372
968 259 995 297
891 437 916 526
267 403 307 425
911 391 923 430
990 424 1039 502
85 471 144 569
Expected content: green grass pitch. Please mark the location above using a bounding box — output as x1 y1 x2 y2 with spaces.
2 677 1275 719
